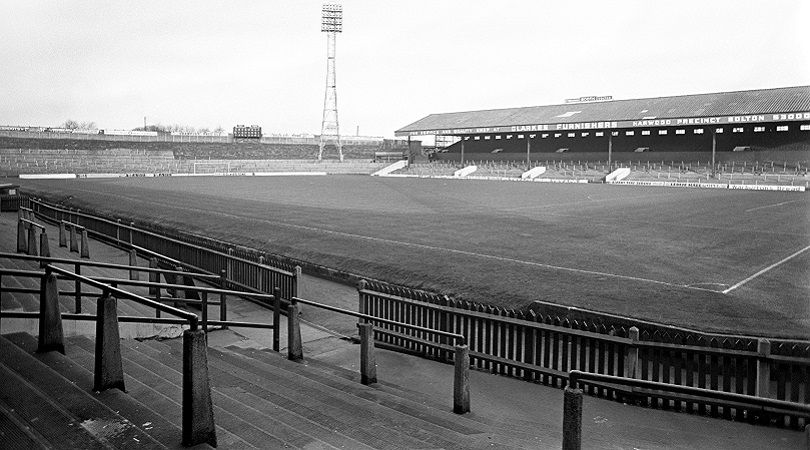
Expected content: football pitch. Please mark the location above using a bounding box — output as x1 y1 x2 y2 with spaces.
20 175 810 339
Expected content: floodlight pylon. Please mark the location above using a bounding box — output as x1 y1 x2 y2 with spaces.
319 3 343 161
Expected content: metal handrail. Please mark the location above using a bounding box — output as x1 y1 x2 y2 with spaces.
60 219 86 230
291 295 467 345
568 370 810 416
45 264 199 330
0 311 272 330
0 252 219 279
1 257 462 346
20 218 46 230
86 276 276 299
0 268 44 278
130 245 216 277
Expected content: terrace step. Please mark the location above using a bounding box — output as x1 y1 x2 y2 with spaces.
3 332 187 448
219 345 543 448
62 335 253 449
0 333 167 449
141 337 464 449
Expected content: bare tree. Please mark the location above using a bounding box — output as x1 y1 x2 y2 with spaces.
61 119 79 129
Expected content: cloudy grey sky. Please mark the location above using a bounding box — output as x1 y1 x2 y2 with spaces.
1 0 808 137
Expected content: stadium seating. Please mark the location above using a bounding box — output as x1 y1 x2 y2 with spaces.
0 136 397 176
394 161 461 177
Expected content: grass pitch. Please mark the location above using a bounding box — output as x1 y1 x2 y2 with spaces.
19 175 810 339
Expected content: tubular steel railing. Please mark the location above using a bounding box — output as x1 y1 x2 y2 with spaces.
0 249 473 415
46 264 199 330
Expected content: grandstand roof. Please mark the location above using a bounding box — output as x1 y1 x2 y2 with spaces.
395 86 810 136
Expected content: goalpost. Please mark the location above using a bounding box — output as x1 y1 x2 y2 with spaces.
192 161 231 175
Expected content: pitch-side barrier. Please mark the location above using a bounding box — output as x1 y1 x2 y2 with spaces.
19 172 328 179
608 180 806 191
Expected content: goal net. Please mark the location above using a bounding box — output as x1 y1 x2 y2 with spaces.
192 161 231 175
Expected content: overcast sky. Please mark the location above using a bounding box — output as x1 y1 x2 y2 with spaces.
1 0 808 137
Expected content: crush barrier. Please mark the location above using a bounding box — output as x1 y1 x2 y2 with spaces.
0 257 472 421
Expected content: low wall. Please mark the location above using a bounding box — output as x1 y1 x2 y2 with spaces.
453 165 478 177
609 180 806 191
521 166 547 179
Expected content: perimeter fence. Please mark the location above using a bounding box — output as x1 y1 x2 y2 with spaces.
358 280 810 430
27 197 300 304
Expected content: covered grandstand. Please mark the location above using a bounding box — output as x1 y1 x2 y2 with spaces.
396 86 810 167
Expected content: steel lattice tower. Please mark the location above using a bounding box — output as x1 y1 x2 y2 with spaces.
319 4 343 161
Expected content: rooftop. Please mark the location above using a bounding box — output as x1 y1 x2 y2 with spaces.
396 85 810 136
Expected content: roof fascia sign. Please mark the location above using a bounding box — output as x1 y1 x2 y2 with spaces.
395 111 810 136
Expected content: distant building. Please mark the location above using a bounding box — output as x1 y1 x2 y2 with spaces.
233 124 262 140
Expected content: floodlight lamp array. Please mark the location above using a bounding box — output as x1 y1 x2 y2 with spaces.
321 3 343 32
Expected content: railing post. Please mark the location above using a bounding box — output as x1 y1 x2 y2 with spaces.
442 295 452 362
273 287 281 352
226 248 233 286
287 301 303 361
453 343 470 414
624 326 639 378
155 277 162 319
74 263 82 314
173 266 184 306
293 265 302 299
182 329 217 447
201 292 208 331
357 279 367 324
27 226 38 256
69 224 78 253
80 228 90 258
129 221 135 246
257 255 265 291
219 269 227 328
59 221 67 247
129 249 139 280
17 219 27 253
148 257 158 296
563 380 583 450
805 424 809 450
756 339 771 398
94 291 125 392
39 231 50 268
37 270 64 354
358 323 377 385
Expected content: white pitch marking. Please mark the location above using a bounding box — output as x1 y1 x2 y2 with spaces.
59 187 729 293
744 199 805 213
722 244 810 294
